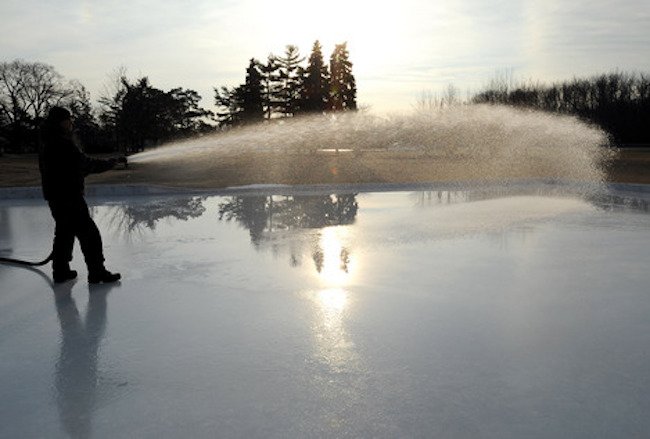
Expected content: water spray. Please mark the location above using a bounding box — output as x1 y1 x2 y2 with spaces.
127 105 615 187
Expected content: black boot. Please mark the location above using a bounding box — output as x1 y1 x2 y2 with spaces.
53 261 77 284
88 266 121 284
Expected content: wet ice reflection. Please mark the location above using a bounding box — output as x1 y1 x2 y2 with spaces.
313 226 354 286
54 284 106 439
30 279 120 439
104 196 207 234
317 288 348 317
304 283 372 432
3 185 650 437
310 287 355 369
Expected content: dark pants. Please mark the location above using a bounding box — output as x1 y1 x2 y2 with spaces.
48 196 104 271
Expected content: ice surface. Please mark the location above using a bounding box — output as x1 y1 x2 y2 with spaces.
1 185 650 438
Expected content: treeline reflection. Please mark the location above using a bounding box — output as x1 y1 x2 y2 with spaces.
218 194 358 245
104 194 358 272
219 194 358 273
104 189 649 244
106 196 207 232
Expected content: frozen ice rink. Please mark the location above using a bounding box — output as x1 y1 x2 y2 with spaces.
1 184 650 438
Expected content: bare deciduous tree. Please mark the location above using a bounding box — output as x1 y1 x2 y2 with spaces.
0 60 75 151
0 60 72 124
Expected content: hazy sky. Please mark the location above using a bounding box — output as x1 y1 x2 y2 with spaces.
1 0 649 113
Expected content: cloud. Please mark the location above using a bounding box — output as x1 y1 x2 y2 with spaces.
523 0 650 78
1 0 649 113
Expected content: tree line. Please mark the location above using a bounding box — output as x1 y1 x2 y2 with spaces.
214 40 357 126
0 60 215 154
0 41 356 154
4 53 646 155
472 71 650 146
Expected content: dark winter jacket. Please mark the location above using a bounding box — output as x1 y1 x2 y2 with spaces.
39 132 116 201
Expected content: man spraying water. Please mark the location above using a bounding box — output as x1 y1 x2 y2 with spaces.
39 106 124 284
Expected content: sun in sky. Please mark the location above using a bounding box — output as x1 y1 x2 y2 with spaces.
259 0 407 66
1 0 648 112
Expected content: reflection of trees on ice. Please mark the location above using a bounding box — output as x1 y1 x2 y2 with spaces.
103 196 206 234
218 194 358 239
312 247 350 274
216 193 379 433
218 194 358 273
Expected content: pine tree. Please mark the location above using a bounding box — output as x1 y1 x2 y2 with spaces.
329 42 357 111
118 77 172 150
214 85 244 127
276 45 305 117
259 55 282 119
214 59 264 127
241 58 264 123
300 40 330 113
167 88 214 135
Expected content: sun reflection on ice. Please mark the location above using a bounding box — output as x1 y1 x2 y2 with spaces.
316 288 349 336
308 228 361 375
306 246 370 429
311 287 357 370
313 226 355 288
318 288 347 315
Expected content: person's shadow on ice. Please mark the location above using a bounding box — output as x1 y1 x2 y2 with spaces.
52 280 118 439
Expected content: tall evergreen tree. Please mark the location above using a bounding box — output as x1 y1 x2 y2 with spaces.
241 58 264 123
329 42 357 111
167 87 214 135
214 85 245 127
276 45 305 117
118 77 170 151
259 55 282 119
214 59 265 127
301 40 330 113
